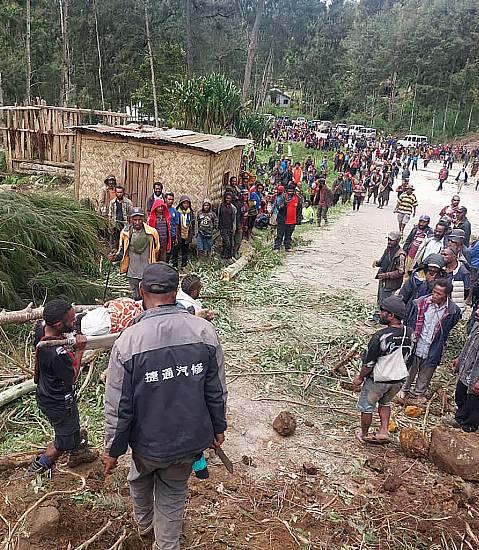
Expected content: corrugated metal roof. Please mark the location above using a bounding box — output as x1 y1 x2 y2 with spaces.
73 124 252 153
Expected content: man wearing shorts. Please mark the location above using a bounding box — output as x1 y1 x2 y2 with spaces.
354 296 415 444
395 185 418 235
26 299 98 475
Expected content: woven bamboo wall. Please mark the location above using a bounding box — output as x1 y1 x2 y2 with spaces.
143 146 209 210
77 137 142 205
209 147 243 201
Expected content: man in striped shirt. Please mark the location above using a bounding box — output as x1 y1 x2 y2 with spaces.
395 186 418 235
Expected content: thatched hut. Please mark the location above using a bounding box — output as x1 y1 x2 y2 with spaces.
74 124 252 210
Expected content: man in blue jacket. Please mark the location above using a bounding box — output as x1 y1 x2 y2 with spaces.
398 278 461 404
102 262 227 549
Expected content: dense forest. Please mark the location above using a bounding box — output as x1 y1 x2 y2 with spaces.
0 0 478 139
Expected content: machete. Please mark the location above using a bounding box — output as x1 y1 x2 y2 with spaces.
215 447 234 474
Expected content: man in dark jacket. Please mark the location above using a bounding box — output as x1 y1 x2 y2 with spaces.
313 177 332 227
445 308 479 432
402 214 433 278
371 232 405 321
398 254 446 317
218 191 237 260
454 207 472 247
146 182 165 214
102 262 227 549
399 278 461 404
273 184 302 252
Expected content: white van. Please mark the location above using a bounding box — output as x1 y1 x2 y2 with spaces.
349 124 365 136
397 135 428 147
335 123 348 133
359 127 377 139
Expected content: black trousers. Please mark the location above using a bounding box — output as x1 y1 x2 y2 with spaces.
220 229 234 259
455 380 479 432
274 223 295 250
172 238 189 268
352 194 363 211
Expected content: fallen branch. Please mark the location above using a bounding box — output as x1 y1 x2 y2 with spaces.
74 520 112 550
222 242 254 282
106 527 128 550
36 333 119 351
242 322 286 334
0 349 105 409
331 342 359 376
0 304 99 326
0 380 36 409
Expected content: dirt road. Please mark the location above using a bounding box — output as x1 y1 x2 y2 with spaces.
225 161 479 477
273 161 479 303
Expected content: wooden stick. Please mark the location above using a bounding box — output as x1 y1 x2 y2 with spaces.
73 520 112 550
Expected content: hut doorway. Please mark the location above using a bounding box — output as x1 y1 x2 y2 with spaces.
122 158 154 211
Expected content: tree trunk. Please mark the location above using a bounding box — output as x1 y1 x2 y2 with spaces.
443 79 452 134
0 380 36 409
0 304 98 326
144 0 159 126
409 82 417 133
467 99 475 132
93 0 105 110
242 0 266 103
184 0 193 78
26 0 32 102
59 0 71 105
0 71 4 126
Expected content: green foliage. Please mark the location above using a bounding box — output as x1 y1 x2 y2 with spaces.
0 0 478 139
168 73 242 133
234 112 272 141
0 191 108 308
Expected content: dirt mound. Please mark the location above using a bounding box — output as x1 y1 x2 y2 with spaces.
451 132 479 149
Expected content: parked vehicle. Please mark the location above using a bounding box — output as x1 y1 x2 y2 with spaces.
397 134 428 147
359 127 377 139
293 116 307 125
348 124 365 136
318 120 332 132
334 123 349 133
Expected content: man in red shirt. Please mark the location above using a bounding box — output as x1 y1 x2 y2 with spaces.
273 184 303 252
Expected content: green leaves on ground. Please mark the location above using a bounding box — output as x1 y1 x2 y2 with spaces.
0 191 108 308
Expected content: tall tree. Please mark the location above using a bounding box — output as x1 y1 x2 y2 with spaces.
242 0 265 103
92 0 105 110
185 0 193 77
144 0 159 125
59 0 71 105
25 0 31 102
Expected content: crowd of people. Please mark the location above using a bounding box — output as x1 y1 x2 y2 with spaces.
26 120 479 549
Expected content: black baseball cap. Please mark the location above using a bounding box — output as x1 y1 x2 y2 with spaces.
380 295 406 320
141 262 179 294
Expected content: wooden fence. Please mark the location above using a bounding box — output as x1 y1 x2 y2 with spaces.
0 101 127 176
